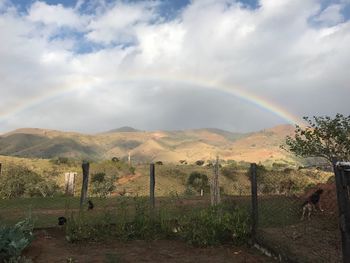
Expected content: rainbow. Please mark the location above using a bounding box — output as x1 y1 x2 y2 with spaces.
0 72 304 127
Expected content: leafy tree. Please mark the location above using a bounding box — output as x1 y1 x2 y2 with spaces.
284 114 350 162
187 172 209 195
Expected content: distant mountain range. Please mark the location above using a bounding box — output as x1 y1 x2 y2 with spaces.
0 125 297 164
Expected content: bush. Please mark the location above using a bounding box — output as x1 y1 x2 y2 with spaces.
179 205 249 246
195 160 205 166
0 165 59 199
129 166 136 175
187 172 209 195
0 218 34 262
90 172 117 198
183 186 197 197
50 157 77 166
221 166 238 181
111 157 119 162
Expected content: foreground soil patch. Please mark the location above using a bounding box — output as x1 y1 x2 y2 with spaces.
24 229 272 263
258 219 341 263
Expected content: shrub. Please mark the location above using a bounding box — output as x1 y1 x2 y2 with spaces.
65 198 167 242
111 157 119 162
129 166 136 175
187 172 209 195
0 165 59 199
65 211 115 242
0 218 34 262
179 205 249 246
195 160 205 166
221 166 238 181
183 186 197 197
90 172 117 198
65 199 250 247
50 157 77 166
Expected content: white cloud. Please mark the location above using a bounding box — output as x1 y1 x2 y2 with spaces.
27 1 87 29
86 1 158 45
315 4 344 26
0 0 349 133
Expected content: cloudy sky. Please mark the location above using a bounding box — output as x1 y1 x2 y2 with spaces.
0 0 349 133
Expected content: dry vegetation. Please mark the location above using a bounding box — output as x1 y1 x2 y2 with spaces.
0 125 299 164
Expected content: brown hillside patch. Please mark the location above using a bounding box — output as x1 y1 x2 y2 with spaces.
117 173 142 185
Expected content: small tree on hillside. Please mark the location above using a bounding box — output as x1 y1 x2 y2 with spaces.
283 114 350 163
187 172 209 196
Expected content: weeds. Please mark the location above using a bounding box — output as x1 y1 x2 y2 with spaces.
180 204 249 246
64 197 250 246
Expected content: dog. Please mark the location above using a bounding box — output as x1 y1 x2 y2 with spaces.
301 189 324 220
58 216 67 226
87 200 94 210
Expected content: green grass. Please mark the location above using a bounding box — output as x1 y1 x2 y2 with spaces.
0 196 121 227
0 195 211 227
0 196 233 227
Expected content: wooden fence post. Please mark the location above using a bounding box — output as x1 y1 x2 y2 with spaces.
150 163 155 211
80 161 90 208
211 156 221 206
65 172 76 196
333 161 350 263
250 163 258 244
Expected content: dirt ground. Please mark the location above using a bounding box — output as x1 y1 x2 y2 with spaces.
24 229 273 263
258 219 341 263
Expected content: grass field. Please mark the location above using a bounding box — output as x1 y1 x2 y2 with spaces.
0 195 211 227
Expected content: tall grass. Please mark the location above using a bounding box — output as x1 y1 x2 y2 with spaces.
64 197 250 246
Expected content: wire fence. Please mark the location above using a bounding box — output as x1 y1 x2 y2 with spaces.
251 164 343 263
0 160 348 262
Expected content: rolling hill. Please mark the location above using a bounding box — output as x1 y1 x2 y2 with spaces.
0 125 296 163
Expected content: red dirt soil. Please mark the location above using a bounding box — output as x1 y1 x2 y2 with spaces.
24 229 273 263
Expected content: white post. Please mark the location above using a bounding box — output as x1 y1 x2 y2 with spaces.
65 172 76 196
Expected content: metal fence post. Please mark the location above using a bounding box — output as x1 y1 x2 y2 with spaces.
333 161 350 263
150 163 155 211
250 163 258 243
211 156 221 206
